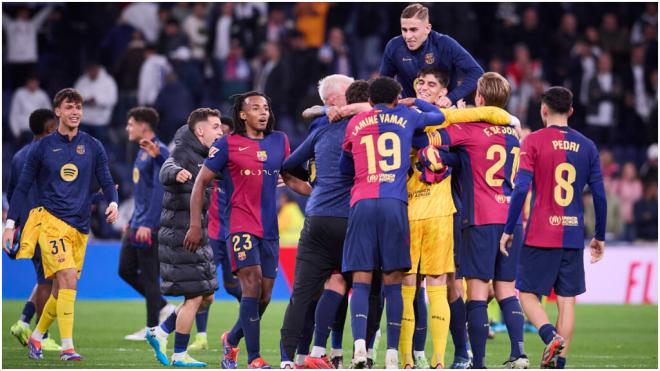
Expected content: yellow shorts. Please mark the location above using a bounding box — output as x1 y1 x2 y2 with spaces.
17 207 89 279
408 215 455 276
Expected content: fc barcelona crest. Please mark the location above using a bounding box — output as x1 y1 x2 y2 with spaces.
140 152 148 161
425 53 435 64
76 144 85 155
257 151 268 162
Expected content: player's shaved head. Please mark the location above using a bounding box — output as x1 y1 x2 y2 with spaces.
346 80 370 105
369 77 402 105
541 87 573 114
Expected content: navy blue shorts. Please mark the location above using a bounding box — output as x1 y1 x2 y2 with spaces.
228 233 279 279
342 198 411 273
210 238 237 283
516 246 585 297
459 224 522 281
32 245 50 285
453 212 463 279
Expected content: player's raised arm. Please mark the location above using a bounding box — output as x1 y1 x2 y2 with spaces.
444 35 484 105
409 98 445 128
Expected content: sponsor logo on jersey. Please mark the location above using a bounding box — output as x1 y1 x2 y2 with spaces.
133 167 140 184
549 215 579 226
76 145 85 155
60 163 79 182
239 169 280 176
209 146 219 158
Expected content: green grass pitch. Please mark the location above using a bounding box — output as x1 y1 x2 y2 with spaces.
2 300 657 368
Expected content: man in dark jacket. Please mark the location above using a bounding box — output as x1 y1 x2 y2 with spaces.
145 108 223 367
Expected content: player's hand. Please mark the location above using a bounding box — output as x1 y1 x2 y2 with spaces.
277 175 285 187
2 228 14 255
140 139 161 158
399 98 416 107
176 169 192 183
136 226 152 245
436 96 453 108
183 225 202 252
327 106 342 122
105 202 119 224
589 238 605 263
499 233 513 256
456 99 467 109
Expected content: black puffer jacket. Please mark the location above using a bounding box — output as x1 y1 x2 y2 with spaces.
158 125 218 297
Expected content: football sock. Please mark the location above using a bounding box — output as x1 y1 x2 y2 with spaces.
56 289 76 347
314 290 343 349
20 301 36 324
399 285 416 365
427 285 450 367
413 287 428 352
159 311 177 335
331 294 348 351
173 332 190 354
195 310 209 334
383 283 403 350
35 295 58 338
466 300 488 368
239 296 261 363
539 323 558 345
557 356 566 368
449 297 469 359
498 296 525 358
350 283 371 342
227 319 242 346
297 299 317 356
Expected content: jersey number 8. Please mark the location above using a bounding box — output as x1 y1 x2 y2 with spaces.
554 163 576 206
359 133 401 174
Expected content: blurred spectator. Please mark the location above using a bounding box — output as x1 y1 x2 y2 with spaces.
100 20 136 68
9 76 51 143
138 45 172 106
318 27 357 77
253 41 292 117
639 144 658 184
295 3 329 48
624 45 652 122
599 149 620 190
182 3 209 62
631 3 658 45
265 7 291 43
74 62 118 145
158 18 189 59
568 39 598 111
514 7 546 59
633 179 658 241
220 39 252 100
120 3 160 43
232 3 268 59
550 13 579 84
115 31 146 95
599 13 629 63
154 72 194 144
169 3 191 24
213 3 235 63
169 47 204 106
583 186 622 242
505 44 542 90
3 5 53 89
611 162 644 241
286 31 320 113
586 53 623 146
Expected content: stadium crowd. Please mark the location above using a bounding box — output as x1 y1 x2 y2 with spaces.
2 2 657 238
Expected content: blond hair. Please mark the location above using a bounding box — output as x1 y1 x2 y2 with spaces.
477 72 511 108
401 3 429 21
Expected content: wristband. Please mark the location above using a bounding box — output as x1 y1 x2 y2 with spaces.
5 219 15 230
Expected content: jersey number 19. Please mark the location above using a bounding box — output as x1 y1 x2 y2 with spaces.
360 133 401 174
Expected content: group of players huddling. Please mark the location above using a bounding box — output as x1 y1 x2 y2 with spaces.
4 3 607 370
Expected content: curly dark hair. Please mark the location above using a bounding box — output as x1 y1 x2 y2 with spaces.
231 91 275 136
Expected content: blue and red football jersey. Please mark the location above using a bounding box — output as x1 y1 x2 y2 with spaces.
340 100 445 207
437 123 520 226
204 132 290 240
504 126 606 249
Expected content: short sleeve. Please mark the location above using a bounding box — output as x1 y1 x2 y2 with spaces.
205 137 229 174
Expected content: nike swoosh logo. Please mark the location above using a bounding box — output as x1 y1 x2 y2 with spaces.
238 147 249 151
64 312 72 315
52 148 62 152
249 317 260 322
